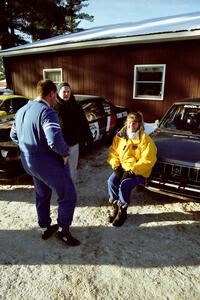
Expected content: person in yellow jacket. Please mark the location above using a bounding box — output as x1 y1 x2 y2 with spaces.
107 112 157 226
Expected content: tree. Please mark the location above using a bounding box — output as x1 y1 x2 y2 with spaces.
63 0 94 33
17 0 68 41
0 57 5 80
0 0 94 49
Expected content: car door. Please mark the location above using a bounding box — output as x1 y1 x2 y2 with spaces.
82 99 106 141
0 98 12 121
101 100 117 134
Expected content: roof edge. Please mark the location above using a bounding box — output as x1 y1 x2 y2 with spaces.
1 30 200 58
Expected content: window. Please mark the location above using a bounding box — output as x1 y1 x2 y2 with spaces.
82 101 102 122
161 104 200 132
43 68 62 84
0 97 28 117
133 64 166 100
10 98 28 113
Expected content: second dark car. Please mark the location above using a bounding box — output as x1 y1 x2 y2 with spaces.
75 94 128 143
0 94 128 179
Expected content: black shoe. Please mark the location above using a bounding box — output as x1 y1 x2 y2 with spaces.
56 229 81 246
108 200 119 223
112 202 128 227
41 224 59 240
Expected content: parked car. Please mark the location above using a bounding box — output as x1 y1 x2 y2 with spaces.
0 94 128 179
0 95 29 122
0 95 30 180
146 98 200 200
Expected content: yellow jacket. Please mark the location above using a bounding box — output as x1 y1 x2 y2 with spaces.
107 129 157 178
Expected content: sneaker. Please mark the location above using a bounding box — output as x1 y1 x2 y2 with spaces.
112 202 128 227
41 224 59 240
108 200 119 223
56 228 81 246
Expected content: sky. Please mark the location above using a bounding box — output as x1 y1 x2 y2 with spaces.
80 0 200 29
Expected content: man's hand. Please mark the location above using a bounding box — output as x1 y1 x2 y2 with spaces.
63 156 69 165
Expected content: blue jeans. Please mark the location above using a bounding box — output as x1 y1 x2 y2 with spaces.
107 172 145 206
21 154 77 229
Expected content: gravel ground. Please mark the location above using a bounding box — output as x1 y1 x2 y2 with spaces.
0 144 200 300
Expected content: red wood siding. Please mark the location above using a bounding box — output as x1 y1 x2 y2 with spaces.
5 39 200 122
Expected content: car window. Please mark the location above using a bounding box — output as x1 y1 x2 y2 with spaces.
161 104 200 133
10 98 28 114
82 101 102 121
0 99 11 113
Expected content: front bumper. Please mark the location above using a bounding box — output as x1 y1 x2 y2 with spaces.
146 179 200 201
146 161 200 201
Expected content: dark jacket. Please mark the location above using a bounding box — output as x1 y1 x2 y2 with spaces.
54 94 93 147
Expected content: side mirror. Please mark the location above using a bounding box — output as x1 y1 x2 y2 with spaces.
155 119 159 126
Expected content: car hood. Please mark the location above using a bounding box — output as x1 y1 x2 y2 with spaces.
151 129 200 166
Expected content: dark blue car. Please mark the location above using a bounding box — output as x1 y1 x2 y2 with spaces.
146 98 200 200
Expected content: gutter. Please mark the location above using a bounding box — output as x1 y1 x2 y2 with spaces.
1 30 200 58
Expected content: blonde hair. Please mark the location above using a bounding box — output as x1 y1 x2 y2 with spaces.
36 79 57 97
126 112 144 130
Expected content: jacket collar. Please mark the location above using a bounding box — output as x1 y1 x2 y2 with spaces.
34 97 50 107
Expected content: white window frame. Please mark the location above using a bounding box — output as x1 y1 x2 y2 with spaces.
43 68 63 84
133 64 166 101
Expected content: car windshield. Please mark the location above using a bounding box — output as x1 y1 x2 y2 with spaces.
160 104 200 133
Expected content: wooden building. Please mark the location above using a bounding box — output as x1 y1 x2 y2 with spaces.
1 12 200 121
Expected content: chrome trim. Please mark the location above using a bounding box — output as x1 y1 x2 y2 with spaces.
145 186 195 201
149 179 200 193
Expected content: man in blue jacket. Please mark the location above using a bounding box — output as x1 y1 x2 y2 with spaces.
10 79 80 246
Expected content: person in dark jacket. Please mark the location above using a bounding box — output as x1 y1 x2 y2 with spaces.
55 82 93 181
10 79 80 246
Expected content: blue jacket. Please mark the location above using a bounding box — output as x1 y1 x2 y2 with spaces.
10 99 69 160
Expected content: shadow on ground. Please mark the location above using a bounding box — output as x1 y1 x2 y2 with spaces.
1 216 200 267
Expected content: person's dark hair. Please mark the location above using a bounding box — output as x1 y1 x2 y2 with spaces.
57 82 71 94
56 81 76 104
36 79 57 97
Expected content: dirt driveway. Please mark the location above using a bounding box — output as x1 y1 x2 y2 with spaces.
0 144 200 300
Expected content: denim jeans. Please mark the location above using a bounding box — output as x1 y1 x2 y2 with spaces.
21 154 77 229
107 172 145 206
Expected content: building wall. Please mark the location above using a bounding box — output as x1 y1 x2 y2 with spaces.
5 39 200 122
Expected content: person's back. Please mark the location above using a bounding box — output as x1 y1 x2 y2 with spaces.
14 100 47 154
13 100 64 160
